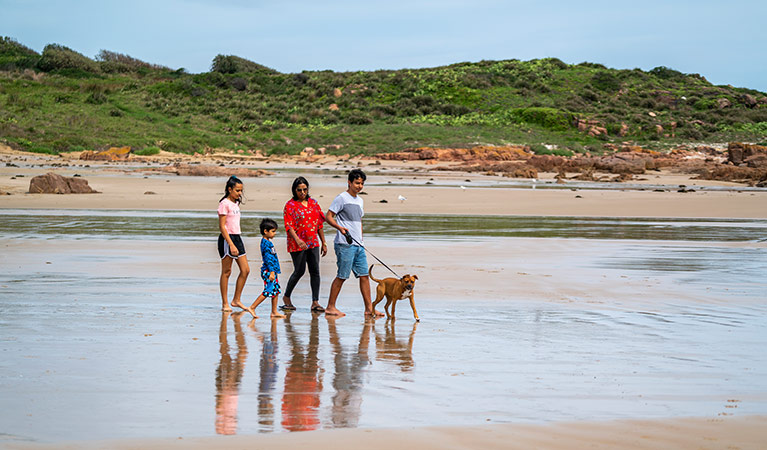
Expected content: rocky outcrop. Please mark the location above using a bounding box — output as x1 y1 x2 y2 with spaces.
375 145 532 162
377 143 766 185
727 142 767 167
28 172 99 194
141 163 273 177
80 146 132 161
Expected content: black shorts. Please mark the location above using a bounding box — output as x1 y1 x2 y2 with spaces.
218 234 246 259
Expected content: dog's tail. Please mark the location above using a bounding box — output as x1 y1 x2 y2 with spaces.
368 264 382 283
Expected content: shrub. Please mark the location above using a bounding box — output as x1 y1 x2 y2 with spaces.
510 107 574 131
578 62 606 70
0 37 40 70
649 66 684 80
591 71 621 92
230 77 248 91
135 146 161 156
96 49 166 73
0 37 39 57
211 54 277 74
37 44 100 73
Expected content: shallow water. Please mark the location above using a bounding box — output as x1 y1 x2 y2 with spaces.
0 210 766 443
1 209 766 242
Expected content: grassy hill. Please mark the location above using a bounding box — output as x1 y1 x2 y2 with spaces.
1 37 766 156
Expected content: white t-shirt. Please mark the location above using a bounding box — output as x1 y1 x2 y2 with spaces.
328 191 364 245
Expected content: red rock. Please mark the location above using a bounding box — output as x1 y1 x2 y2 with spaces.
28 172 99 194
80 146 132 161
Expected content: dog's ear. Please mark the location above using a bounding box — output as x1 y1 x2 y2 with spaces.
413 275 418 280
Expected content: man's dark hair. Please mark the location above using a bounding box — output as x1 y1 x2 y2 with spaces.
260 218 278 235
348 168 366 183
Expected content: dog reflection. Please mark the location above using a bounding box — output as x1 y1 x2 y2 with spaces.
215 311 248 435
374 320 417 372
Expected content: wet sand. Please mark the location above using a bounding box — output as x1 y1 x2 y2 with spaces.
1 148 767 448
2 231 766 448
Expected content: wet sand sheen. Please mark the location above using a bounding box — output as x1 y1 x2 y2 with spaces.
1 230 766 444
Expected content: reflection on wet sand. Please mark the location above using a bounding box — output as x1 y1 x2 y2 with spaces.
374 320 417 372
281 314 322 431
215 313 418 434
255 317 278 432
214 311 247 435
328 318 371 428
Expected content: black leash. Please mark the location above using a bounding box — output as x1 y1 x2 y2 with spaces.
344 232 401 278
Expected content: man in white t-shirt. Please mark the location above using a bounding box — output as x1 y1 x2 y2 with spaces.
323 169 383 318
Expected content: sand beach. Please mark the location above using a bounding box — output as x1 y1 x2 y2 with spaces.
1 146 766 449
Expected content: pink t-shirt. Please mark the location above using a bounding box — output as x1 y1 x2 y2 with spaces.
217 198 241 235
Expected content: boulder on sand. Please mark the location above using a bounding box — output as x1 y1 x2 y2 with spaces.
28 172 99 194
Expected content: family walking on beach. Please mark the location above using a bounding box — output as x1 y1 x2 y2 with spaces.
217 169 384 319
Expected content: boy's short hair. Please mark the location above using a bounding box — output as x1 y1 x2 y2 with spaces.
259 218 278 235
348 168 366 183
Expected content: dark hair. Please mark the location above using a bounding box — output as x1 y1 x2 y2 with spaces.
291 176 311 201
220 176 244 204
348 169 366 183
260 218 278 235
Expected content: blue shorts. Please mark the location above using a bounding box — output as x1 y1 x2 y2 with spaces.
334 243 368 279
261 269 281 297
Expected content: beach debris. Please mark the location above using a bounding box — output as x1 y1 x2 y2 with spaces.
398 195 407 202
28 172 99 194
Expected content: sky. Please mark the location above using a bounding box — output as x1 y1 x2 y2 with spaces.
2 0 766 92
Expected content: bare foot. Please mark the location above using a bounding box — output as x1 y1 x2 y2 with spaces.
246 307 258 318
365 309 385 317
231 300 247 310
222 305 233 312
271 312 286 319
325 307 346 317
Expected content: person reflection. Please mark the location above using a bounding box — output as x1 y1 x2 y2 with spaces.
374 320 417 372
328 318 372 427
253 317 279 432
215 311 248 435
281 314 322 431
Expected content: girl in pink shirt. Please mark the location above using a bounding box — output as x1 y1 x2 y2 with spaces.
217 176 252 314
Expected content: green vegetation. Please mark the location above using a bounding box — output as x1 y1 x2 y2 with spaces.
1 37 766 156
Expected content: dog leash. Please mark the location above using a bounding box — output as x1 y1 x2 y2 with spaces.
344 232 401 278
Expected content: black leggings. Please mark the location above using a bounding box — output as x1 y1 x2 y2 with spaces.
284 246 321 301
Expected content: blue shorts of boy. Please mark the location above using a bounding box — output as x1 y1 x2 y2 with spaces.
334 243 368 279
260 268 281 297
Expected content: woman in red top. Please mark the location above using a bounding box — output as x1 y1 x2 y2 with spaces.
282 176 327 312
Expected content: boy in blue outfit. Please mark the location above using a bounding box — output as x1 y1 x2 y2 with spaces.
248 218 286 319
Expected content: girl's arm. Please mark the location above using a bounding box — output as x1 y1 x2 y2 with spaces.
218 214 239 256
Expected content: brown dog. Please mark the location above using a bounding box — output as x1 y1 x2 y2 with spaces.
369 264 419 321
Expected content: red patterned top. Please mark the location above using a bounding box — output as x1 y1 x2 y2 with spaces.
283 197 325 253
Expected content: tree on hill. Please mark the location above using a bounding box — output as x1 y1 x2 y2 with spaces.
0 36 40 70
37 44 100 73
211 54 278 74
96 49 168 73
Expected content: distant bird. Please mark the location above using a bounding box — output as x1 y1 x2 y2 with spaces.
398 195 407 202
531 178 538 190
460 185 467 191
